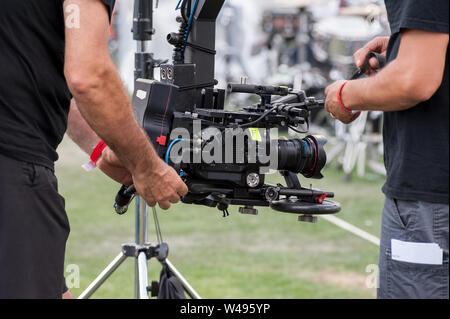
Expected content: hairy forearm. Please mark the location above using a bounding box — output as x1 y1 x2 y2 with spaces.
342 60 424 112
67 59 159 175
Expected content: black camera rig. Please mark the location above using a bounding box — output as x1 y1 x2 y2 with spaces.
116 0 340 222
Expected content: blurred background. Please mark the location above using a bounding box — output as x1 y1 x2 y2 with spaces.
59 0 390 298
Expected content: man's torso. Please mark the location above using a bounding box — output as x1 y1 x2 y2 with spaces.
383 0 449 204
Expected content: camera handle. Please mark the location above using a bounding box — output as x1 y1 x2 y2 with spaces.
351 51 387 80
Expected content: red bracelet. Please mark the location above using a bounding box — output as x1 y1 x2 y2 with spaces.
337 81 353 114
82 140 107 172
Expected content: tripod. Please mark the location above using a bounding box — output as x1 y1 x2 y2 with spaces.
78 0 200 300
78 198 200 299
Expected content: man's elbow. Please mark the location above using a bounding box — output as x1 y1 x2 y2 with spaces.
65 72 93 95
65 63 111 96
400 73 441 105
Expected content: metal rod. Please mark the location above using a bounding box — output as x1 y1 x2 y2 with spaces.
137 197 148 245
165 259 201 299
78 252 128 299
137 252 149 299
137 41 149 53
134 197 140 298
134 196 148 297
133 0 152 297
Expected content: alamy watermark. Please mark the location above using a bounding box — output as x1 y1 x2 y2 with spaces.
365 264 379 289
65 3 80 29
65 264 80 289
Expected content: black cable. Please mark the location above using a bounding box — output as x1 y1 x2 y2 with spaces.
182 0 190 22
239 106 278 128
183 41 216 55
180 0 188 21
199 105 283 131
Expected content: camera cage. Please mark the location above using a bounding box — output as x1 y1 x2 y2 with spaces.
130 0 340 221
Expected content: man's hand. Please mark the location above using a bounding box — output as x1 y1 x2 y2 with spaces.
325 30 448 112
325 80 361 124
133 158 189 210
98 148 188 211
353 36 389 75
97 147 133 186
323 37 389 124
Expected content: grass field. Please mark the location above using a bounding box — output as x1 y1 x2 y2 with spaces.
57 137 385 299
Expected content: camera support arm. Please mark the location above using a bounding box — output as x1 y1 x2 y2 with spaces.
133 0 167 80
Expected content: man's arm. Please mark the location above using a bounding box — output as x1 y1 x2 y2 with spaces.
66 98 100 155
325 29 448 122
67 99 133 186
63 0 188 209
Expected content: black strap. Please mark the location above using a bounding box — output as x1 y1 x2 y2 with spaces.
184 41 216 55
178 81 217 92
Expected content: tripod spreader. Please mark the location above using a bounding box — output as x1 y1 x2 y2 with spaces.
122 242 169 263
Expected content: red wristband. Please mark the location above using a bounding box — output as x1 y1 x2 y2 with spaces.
337 81 353 114
83 140 107 172
90 140 107 165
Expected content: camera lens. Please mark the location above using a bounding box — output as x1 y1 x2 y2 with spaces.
277 135 327 179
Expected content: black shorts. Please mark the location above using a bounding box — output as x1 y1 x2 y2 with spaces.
0 153 70 299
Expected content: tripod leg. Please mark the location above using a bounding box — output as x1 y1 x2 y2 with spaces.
137 251 149 299
78 252 127 299
165 259 202 299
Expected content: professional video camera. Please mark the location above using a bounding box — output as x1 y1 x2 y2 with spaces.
117 0 340 222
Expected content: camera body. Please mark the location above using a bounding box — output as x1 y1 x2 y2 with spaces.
131 0 340 220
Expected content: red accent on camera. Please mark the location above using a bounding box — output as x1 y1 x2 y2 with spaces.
316 193 328 204
157 135 167 146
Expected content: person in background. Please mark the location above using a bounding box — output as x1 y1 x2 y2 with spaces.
324 0 448 298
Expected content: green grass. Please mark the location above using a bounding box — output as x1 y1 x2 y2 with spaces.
57 137 385 299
